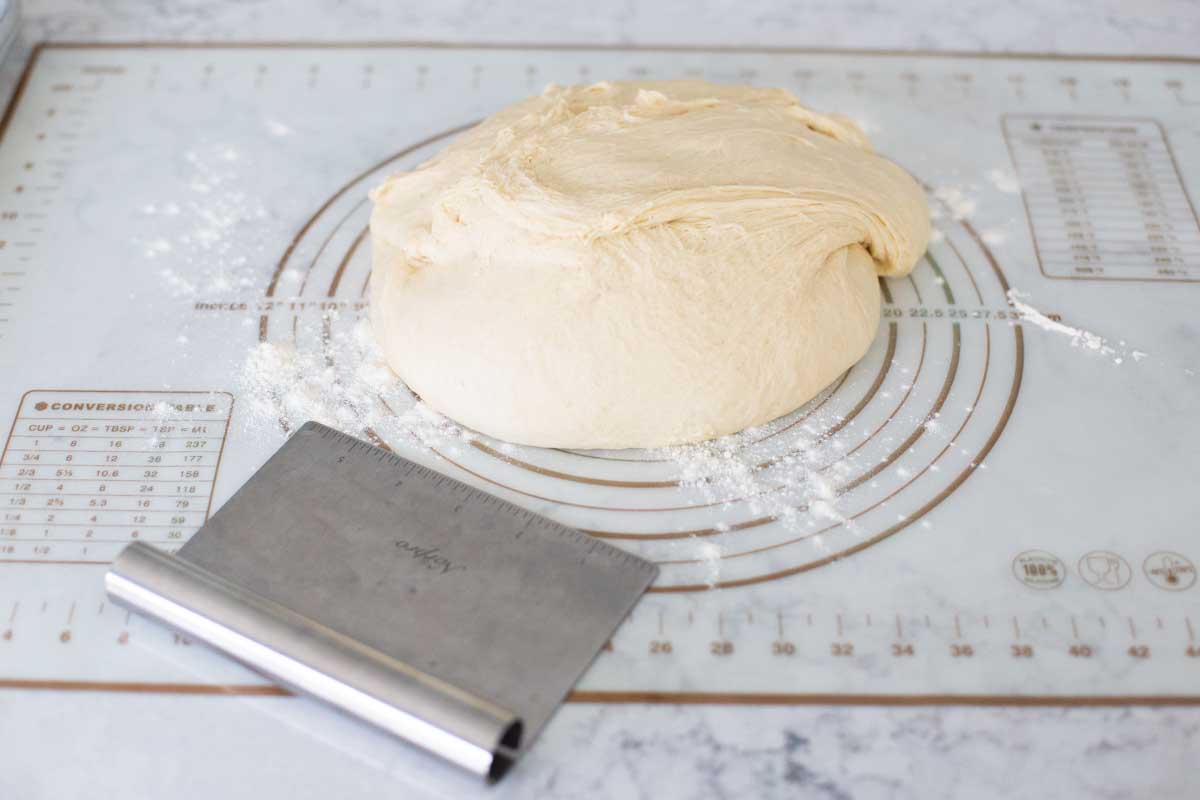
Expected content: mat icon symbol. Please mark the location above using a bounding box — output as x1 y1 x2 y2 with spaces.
1079 551 1132 591
1143 552 1197 592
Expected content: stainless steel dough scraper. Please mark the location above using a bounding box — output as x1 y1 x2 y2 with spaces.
105 421 658 782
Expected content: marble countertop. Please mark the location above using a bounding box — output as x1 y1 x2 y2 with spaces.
16 0 1200 55
1 2 1197 798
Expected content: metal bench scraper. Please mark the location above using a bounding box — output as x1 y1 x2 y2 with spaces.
105 421 658 782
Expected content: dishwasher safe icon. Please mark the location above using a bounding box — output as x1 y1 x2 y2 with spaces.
1078 551 1132 591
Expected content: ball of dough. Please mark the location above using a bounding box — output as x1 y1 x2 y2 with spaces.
369 80 929 448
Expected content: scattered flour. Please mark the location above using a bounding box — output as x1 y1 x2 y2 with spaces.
264 118 293 137
1007 289 1148 365
238 315 476 457
987 168 1021 194
931 186 977 221
696 542 723 588
138 143 272 299
979 227 1008 246
238 311 871 541
648 400 863 539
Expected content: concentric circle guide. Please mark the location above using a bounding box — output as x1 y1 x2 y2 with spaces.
259 126 1024 593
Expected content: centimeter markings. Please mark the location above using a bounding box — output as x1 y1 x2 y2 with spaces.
1 594 1197 668
306 422 657 575
617 609 1200 668
628 606 1198 644
106 47 1200 107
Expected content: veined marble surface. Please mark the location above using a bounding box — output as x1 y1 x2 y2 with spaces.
15 0 1200 55
0 2 1197 799
2 687 1197 799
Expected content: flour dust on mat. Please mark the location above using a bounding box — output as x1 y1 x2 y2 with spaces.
138 143 273 299
1006 290 1148 366
231 306 949 553
237 315 477 458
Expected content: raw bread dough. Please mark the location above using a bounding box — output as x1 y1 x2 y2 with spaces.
369 80 929 448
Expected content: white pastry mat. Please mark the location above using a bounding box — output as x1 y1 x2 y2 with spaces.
0 43 1197 702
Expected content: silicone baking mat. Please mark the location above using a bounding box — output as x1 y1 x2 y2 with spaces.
0 43 1197 703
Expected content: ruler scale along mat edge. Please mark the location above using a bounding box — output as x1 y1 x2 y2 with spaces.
0 43 1197 705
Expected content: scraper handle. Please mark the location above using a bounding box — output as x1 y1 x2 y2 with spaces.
106 542 523 782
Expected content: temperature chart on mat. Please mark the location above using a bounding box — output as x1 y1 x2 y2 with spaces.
0 43 1196 701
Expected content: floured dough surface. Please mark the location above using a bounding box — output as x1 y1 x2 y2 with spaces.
369 80 929 448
